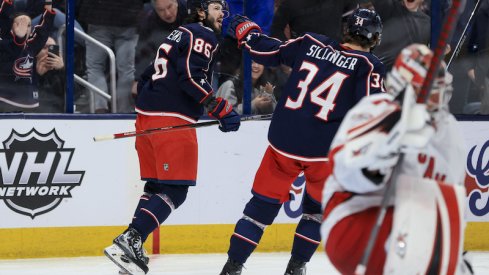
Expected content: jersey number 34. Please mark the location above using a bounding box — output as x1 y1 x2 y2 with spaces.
285 61 349 121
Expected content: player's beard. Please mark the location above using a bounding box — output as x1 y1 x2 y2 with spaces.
204 16 222 35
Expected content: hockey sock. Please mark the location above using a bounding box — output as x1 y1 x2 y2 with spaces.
291 215 321 262
228 196 282 264
130 193 173 241
228 217 264 264
291 194 322 262
130 184 188 241
132 193 152 221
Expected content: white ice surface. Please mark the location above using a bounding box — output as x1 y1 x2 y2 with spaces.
0 251 488 275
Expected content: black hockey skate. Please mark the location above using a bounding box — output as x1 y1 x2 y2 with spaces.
104 228 149 275
284 257 306 275
220 258 243 275
118 246 149 275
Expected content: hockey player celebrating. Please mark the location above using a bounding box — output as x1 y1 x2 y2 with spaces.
103 1 240 274
0 0 55 112
321 44 473 275
220 8 385 275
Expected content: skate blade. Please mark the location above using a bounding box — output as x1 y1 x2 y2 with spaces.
104 244 146 275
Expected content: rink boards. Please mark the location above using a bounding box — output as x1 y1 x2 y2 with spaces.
0 115 488 258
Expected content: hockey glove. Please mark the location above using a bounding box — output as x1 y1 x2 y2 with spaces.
227 14 261 47
207 97 241 132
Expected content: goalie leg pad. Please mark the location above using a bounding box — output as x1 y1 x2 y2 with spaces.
324 206 394 275
384 175 466 275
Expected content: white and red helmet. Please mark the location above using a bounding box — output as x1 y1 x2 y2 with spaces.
386 44 452 111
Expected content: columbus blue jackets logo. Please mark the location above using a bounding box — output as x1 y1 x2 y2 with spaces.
13 54 34 82
0 129 84 219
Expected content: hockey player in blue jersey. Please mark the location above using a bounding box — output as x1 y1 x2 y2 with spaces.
103 1 240 274
220 8 385 275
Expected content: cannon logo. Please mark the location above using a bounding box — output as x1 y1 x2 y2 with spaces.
466 140 489 217
284 172 305 219
0 129 85 219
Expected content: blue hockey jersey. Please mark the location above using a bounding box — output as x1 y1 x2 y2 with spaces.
136 23 220 122
242 32 386 159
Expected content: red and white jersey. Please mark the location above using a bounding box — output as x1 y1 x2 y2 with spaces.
321 93 466 238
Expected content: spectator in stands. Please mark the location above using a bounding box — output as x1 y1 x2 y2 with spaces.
132 0 186 97
222 0 274 35
27 0 85 43
271 0 359 41
78 0 146 113
0 0 13 37
0 0 55 112
35 36 65 112
364 0 430 71
447 0 480 114
468 0 489 114
217 60 277 114
215 35 241 86
217 0 274 91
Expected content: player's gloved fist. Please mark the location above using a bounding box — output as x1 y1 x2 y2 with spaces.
227 14 261 46
207 97 241 132
217 110 241 132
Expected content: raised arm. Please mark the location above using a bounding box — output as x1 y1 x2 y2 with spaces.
228 14 302 68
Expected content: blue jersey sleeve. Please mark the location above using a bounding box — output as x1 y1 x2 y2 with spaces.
0 0 13 37
241 32 302 68
354 57 386 101
370 59 386 94
27 9 56 55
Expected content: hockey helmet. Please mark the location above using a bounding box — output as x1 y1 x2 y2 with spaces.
346 8 383 46
187 0 229 18
388 44 451 111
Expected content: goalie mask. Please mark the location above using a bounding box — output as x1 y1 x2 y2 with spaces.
386 43 451 112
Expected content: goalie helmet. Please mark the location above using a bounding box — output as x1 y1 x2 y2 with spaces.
387 43 452 111
346 8 383 46
187 0 229 18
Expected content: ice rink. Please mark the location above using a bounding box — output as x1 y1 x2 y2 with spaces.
1 251 489 275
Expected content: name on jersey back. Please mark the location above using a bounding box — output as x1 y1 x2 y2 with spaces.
306 45 358 70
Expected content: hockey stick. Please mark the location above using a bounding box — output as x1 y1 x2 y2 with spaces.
446 0 483 69
93 114 272 142
354 1 462 274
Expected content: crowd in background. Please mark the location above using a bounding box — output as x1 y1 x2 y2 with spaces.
0 0 488 115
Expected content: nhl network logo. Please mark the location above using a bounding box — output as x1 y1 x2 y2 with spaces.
0 128 85 219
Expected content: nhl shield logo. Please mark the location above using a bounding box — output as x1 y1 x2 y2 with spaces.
0 128 85 219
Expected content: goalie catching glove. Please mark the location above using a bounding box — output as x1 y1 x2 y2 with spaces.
342 86 434 177
206 97 241 132
227 14 261 47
